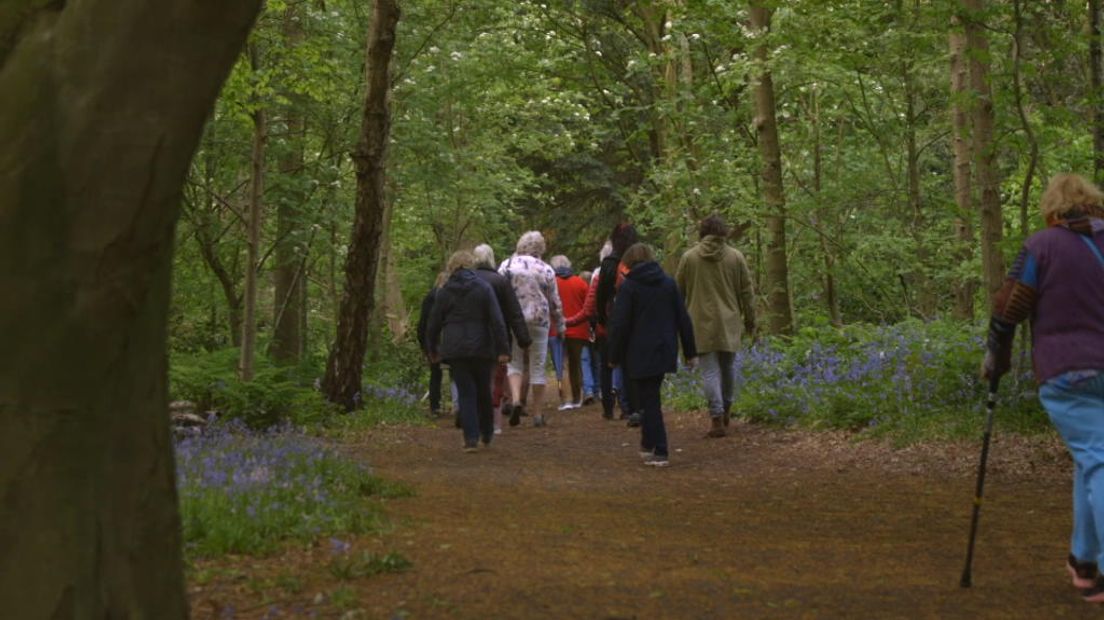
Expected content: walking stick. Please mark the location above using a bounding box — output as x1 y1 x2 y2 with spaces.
960 375 1001 588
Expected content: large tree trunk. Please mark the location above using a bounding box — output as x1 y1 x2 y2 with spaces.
1092 0 1104 184
322 0 401 410
949 25 976 320
750 5 794 335
240 45 266 382
964 0 1005 297
0 2 258 617
271 5 308 366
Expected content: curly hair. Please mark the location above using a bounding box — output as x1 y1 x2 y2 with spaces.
446 250 475 273
1041 174 1104 222
515 231 546 258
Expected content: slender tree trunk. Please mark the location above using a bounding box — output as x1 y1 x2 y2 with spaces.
271 6 308 366
750 5 794 335
809 89 842 326
1091 0 1104 184
0 2 257 617
240 45 266 382
1012 0 1041 238
964 0 1005 297
322 0 401 410
950 25 976 320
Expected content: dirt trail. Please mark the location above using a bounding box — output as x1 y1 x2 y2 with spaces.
191 405 1099 619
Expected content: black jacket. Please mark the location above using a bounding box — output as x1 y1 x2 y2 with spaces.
416 286 438 353
426 269 509 362
475 266 532 349
608 261 697 380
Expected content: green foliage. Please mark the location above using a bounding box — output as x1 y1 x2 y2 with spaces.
665 320 1048 443
176 426 402 558
328 550 412 581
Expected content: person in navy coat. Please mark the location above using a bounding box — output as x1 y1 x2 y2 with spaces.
608 243 697 467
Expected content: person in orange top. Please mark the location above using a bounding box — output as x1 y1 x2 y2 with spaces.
550 255 591 409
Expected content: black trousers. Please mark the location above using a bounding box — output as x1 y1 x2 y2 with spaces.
637 374 667 457
450 357 494 443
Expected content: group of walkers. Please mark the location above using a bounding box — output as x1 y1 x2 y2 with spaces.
416 216 757 467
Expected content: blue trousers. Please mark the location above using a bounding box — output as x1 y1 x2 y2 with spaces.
549 335 564 381
581 342 600 396
1040 372 1104 566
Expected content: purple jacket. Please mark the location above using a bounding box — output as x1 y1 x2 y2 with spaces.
988 217 1104 383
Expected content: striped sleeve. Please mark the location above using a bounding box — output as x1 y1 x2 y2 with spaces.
986 248 1039 366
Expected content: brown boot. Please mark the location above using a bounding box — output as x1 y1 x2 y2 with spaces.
706 416 726 438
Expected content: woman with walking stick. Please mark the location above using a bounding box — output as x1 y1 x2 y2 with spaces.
982 173 1104 602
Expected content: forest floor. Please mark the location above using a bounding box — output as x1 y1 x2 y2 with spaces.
188 402 1102 619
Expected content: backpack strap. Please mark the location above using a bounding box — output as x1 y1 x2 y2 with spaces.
1081 234 1104 269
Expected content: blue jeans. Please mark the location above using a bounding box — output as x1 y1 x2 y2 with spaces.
1040 372 1104 566
581 343 599 397
549 335 564 381
699 351 737 418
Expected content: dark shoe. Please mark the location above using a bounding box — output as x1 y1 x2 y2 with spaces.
509 404 522 427
643 454 669 467
723 400 732 427
1082 576 1104 603
602 408 614 420
454 411 462 429
626 412 641 428
463 439 478 453
1070 554 1098 589
583 395 596 406
481 434 493 447
707 417 726 438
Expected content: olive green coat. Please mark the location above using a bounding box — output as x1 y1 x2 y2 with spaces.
675 235 757 354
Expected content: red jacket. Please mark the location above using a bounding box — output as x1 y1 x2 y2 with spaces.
566 264 627 340
555 272 591 340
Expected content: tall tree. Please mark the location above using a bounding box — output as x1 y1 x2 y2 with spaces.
322 0 401 410
963 0 1004 297
270 3 308 366
0 1 258 616
240 43 267 381
1091 0 1104 185
949 22 976 319
750 4 794 335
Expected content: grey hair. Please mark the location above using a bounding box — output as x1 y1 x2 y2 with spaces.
472 244 496 269
549 254 571 270
598 240 613 261
515 230 546 258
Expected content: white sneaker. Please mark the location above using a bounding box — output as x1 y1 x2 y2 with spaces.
557 403 573 411
644 454 669 467
493 427 502 435
571 401 584 409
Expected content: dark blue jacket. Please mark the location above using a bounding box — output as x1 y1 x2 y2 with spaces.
426 269 509 362
608 261 697 379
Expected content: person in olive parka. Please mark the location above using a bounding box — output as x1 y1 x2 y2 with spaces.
426 250 510 451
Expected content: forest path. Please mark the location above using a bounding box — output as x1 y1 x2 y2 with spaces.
192 404 1096 619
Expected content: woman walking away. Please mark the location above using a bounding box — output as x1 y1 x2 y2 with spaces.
416 270 449 417
566 242 616 418
982 173 1104 602
551 255 590 409
427 251 510 452
609 243 697 467
472 243 532 434
499 231 565 428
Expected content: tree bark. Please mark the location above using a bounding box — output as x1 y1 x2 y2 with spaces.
240 44 266 382
271 5 308 366
1091 0 1104 184
949 24 976 320
750 5 794 335
322 0 401 410
0 1 258 617
963 0 1005 297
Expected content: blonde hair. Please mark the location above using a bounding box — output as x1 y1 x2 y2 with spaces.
446 250 475 273
472 244 496 269
515 231 546 258
1041 174 1104 221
